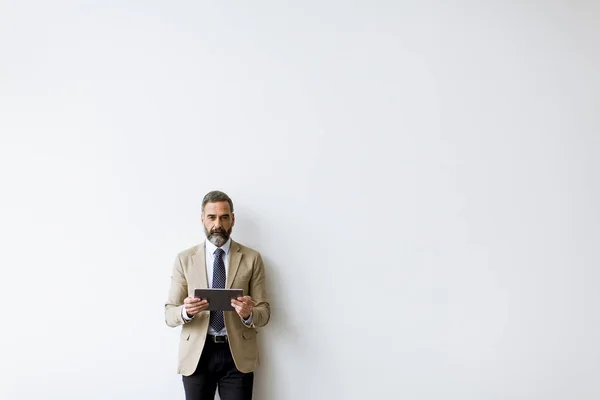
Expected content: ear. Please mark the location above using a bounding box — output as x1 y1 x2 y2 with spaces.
231 212 236 226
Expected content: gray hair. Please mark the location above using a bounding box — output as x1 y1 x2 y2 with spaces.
202 190 234 214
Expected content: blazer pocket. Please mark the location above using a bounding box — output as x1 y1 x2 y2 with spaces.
242 330 256 339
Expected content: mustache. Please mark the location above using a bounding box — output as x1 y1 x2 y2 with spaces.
210 228 227 235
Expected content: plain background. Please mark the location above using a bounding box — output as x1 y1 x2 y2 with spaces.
1 1 599 399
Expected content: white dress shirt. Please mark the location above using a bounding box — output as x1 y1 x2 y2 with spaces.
182 238 253 335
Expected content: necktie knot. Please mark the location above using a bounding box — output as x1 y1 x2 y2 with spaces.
214 248 224 258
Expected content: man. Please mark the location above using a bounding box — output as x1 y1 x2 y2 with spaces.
164 190 270 400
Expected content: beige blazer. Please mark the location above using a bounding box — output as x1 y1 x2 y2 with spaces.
164 240 270 375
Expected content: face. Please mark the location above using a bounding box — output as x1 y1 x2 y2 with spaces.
202 201 235 247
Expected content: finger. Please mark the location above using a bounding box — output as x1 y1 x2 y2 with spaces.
234 297 252 307
187 303 208 312
236 307 248 317
232 304 250 318
232 299 245 307
232 304 251 316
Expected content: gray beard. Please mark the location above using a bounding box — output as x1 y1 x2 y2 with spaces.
206 229 230 247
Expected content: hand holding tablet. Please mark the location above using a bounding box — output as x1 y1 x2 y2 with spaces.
194 288 244 311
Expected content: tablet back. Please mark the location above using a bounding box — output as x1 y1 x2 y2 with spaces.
194 288 244 311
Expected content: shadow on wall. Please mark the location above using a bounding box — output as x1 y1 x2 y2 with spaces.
251 255 279 400
234 213 306 400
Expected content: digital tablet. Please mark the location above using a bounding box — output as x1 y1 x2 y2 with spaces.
194 288 244 311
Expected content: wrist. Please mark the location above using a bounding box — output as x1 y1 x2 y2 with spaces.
182 306 194 320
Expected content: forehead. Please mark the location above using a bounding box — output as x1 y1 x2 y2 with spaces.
203 201 232 215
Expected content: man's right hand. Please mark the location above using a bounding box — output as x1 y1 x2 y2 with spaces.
183 297 209 317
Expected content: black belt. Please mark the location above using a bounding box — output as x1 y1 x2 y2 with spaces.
207 334 228 344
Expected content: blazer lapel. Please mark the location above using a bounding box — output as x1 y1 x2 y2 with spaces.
227 240 242 288
189 242 208 292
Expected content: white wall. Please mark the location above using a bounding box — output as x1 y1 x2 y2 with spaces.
1 1 599 399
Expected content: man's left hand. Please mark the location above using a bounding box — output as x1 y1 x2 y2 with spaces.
231 296 254 319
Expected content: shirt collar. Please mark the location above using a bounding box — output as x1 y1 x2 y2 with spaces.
205 237 231 256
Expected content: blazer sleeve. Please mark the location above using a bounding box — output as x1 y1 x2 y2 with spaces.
164 255 188 327
249 252 271 328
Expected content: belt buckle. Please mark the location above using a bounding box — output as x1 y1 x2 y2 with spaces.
212 335 228 343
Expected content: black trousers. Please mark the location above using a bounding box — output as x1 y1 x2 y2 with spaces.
182 338 254 400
